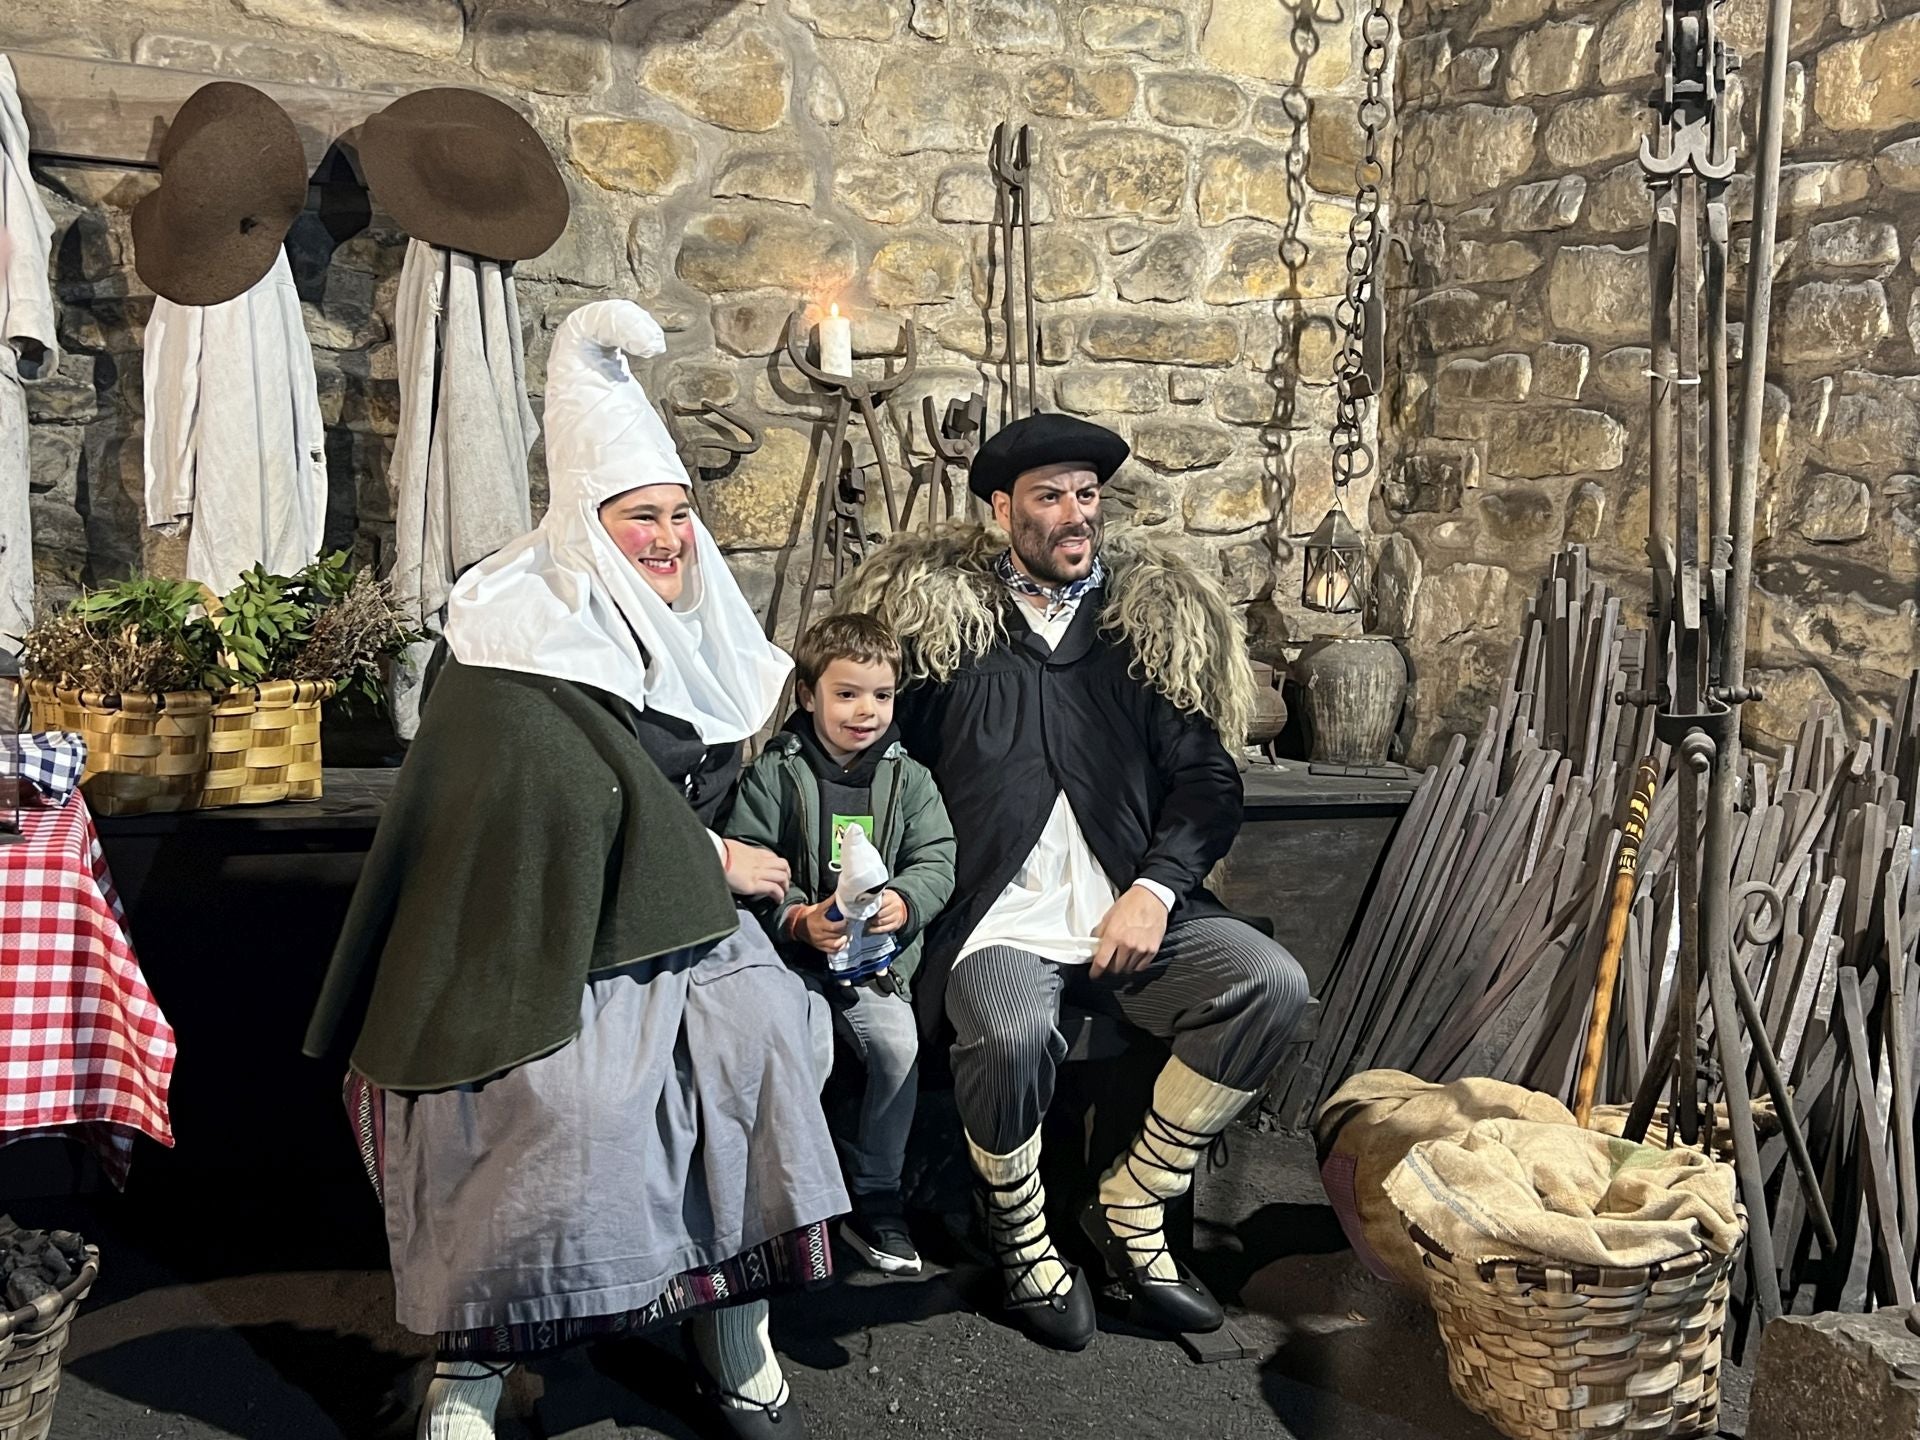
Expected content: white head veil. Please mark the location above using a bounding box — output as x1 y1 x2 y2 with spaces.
443 299 792 743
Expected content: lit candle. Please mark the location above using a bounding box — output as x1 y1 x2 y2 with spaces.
819 302 853 378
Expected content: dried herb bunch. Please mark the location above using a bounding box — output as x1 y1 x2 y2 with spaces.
286 563 420 710
19 578 227 694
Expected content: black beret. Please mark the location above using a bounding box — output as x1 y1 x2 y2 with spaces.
967 413 1130 501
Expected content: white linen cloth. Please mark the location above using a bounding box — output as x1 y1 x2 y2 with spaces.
142 248 327 595
957 591 1174 967
444 299 791 746
387 240 537 738
0 55 59 651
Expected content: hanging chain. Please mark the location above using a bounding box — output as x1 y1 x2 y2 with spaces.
1329 0 1394 494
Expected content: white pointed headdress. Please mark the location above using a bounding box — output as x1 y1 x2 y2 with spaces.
444 300 792 743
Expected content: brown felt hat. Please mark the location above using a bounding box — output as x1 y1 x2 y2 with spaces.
356 89 568 264
132 83 308 307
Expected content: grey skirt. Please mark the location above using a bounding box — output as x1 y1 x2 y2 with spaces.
380 916 848 1336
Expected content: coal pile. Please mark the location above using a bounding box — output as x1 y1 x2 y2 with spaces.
0 1216 88 1312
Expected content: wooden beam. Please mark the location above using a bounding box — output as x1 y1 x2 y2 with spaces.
8 51 518 173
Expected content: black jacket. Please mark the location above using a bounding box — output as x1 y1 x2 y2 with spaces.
896 589 1241 1036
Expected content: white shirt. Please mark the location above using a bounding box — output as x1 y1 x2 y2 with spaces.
957 590 1174 967
143 249 328 595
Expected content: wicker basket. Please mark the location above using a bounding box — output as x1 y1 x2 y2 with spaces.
0 1247 100 1440
1412 1213 1743 1440
27 682 212 816
205 679 334 808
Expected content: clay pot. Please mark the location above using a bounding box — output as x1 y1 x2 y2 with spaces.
1291 637 1408 764
1247 660 1289 748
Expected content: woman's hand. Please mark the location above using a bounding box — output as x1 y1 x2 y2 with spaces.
722 840 791 903
870 890 910 935
794 900 850 953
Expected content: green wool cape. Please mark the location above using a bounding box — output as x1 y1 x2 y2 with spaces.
302 659 741 1093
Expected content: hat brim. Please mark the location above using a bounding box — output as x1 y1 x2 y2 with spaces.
132 187 295 306
967 418 1130 500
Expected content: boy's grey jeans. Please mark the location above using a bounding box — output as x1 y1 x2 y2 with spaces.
802 970 920 1196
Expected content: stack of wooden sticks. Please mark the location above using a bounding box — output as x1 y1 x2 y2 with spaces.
1279 546 1920 1315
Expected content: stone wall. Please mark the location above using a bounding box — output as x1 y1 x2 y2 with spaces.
1386 0 1920 759
6 0 1376 659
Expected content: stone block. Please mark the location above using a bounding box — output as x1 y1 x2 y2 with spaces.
1476 0 1549 30
1563 480 1606 542
838 164 924 224
1476 489 1558 550
1204 232 1347 305
1211 373 1279 426
1448 239 1543 285
666 364 741 414
970 0 1064 51
809 68 849 126
935 312 1075 363
474 7 610 96
1107 223 1152 254
1807 217 1901 270
1410 288 1513 351
678 209 858 296
1134 419 1235 471
1401 106 1538 205
911 0 950 38
1081 313 1240 366
868 234 965 305
1184 464 1274 534
791 0 901 41
1118 234 1204 302
1025 62 1137 120
1437 353 1533 404
713 296 801 356
1535 342 1591 400
1778 160 1873 216
1081 1 1188 58
1452 47 1500 92
1401 33 1454 97
1548 246 1650 341
1412 563 1519 650
1497 175 1587 232
1750 1308 1920 1440
715 152 819 208
1055 367 1164 415
929 167 1053 224
640 15 791 133
1596 0 1658 85
1585 163 1653 233
1284 436 1337 528
1169 373 1207 404
224 41 341 87
1487 408 1627 477
134 34 220 70
233 0 464 56
1305 99 1363 193
1877 137 1920 191
1197 139 1294 227
1505 21 1594 98
1814 16 1920 131
1146 73 1245 129
1779 280 1891 364
1056 129 1188 221
569 119 695 197
1385 451 1470 514
1593 345 1652 401
1797 471 1873 541
866 64 1012 154
701 426 813 551
1199 0 1350 88
1544 92 1646 170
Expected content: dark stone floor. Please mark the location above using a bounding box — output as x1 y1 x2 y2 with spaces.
11 1130 1752 1440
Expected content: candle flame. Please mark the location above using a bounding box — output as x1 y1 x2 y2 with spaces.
830 302 841 318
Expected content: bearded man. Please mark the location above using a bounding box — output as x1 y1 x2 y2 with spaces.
839 413 1309 1351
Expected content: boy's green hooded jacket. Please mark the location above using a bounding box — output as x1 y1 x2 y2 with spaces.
726 715 956 993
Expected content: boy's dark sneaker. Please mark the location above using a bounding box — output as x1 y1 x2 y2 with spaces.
842 1194 922 1276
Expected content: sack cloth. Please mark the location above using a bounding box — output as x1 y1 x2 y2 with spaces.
1314 1070 1575 1289
1387 1117 1741 1271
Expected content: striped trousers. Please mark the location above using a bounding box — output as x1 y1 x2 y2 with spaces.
947 916 1311 1153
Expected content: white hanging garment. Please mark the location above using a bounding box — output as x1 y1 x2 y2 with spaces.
142 248 327 595
0 55 58 651
386 239 537 739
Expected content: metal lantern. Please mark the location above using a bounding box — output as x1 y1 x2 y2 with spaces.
1302 504 1366 614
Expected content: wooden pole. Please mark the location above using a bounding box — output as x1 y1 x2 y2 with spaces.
1574 759 1660 1124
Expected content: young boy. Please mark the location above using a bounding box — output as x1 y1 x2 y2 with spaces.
727 612 956 1276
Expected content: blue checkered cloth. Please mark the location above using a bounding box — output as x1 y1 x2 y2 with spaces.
3 731 89 802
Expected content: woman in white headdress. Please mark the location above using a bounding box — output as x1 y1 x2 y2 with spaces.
306 300 847 1440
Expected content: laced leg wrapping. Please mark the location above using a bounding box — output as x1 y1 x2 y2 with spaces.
1098 1057 1254 1282
419 1360 509 1440
969 1131 1070 1304
691 1300 789 1412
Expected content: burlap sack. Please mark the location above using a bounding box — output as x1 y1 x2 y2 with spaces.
1314 1070 1575 1290
1386 1117 1741 1269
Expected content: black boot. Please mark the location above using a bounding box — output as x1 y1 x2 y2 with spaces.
968 1131 1097 1352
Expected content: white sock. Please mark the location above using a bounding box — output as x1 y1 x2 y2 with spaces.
691 1301 788 1410
968 1129 1069 1303
1098 1057 1254 1281
418 1360 505 1440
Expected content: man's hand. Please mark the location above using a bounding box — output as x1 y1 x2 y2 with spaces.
870 889 911 935
794 900 851 952
1090 885 1169 978
722 840 791 903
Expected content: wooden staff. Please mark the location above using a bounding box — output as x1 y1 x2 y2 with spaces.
1573 758 1660 1124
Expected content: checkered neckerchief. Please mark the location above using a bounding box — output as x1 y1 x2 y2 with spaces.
994 548 1105 619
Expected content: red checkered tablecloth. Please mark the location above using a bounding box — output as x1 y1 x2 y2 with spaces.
1 793 175 1187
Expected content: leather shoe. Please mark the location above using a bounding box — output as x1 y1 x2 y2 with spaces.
1080 1199 1225 1335
1001 1262 1098 1351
